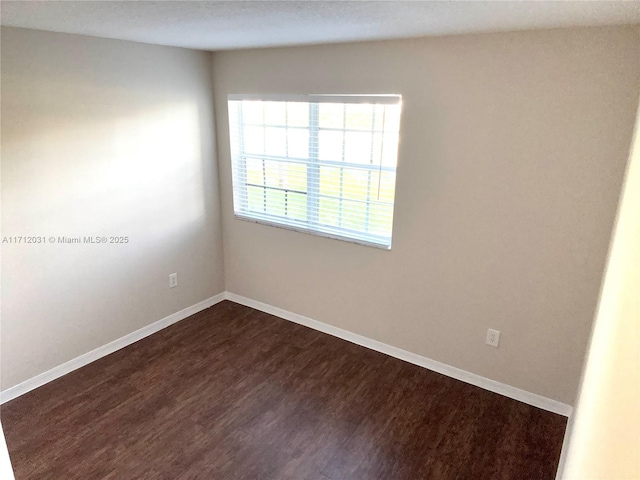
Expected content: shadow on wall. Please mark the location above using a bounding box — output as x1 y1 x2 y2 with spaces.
1 95 216 388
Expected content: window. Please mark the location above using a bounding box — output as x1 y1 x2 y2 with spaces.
228 94 402 249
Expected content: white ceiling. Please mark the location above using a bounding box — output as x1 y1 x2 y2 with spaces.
1 1 639 51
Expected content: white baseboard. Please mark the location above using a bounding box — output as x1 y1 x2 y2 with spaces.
225 292 573 417
1 290 573 417
0 293 226 404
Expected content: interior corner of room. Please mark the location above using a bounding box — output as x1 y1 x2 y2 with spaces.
1 5 639 479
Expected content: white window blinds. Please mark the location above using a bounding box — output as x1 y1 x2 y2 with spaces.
228 94 402 249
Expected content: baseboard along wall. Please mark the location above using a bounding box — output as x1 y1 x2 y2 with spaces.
0 291 573 417
225 293 572 417
0 293 226 404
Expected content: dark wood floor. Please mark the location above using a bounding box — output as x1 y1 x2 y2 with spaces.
2 301 567 479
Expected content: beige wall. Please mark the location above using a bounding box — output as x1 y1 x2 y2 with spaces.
559 100 640 479
2 24 638 406
213 26 640 405
0 27 225 390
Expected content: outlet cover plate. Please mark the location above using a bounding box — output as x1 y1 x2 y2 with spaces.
486 328 500 347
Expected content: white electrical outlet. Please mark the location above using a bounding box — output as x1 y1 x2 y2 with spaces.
486 328 500 347
169 273 178 288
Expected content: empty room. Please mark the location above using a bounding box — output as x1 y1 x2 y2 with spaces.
1 1 639 479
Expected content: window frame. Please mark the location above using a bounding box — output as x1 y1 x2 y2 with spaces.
228 93 401 250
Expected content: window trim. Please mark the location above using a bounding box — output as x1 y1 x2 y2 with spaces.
228 93 400 105
228 93 401 250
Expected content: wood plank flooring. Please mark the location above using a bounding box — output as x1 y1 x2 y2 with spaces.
2 301 567 479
